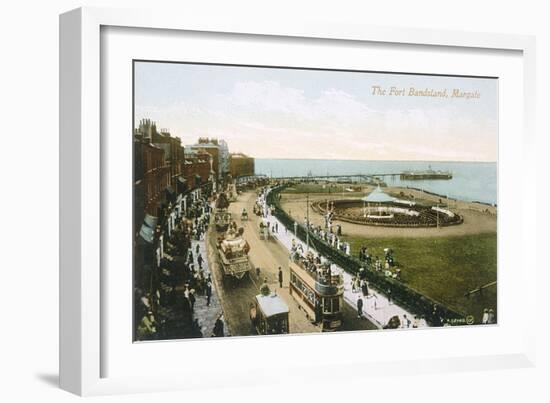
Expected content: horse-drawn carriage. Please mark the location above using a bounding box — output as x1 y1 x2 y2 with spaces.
216 223 251 280
214 192 231 232
253 202 262 217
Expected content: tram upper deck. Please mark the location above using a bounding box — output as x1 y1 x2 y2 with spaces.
290 256 344 297
289 255 344 331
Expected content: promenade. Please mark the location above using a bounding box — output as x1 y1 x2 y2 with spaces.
189 236 227 337
259 190 428 329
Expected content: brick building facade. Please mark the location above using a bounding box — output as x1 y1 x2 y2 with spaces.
134 137 171 231
183 149 212 189
229 152 255 178
187 138 221 180
151 128 185 195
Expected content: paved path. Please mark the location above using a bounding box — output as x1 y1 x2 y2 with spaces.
260 189 428 329
189 233 227 337
204 224 261 337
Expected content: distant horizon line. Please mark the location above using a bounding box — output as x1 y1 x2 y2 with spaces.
249 157 497 163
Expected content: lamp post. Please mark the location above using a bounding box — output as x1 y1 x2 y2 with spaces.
306 193 310 254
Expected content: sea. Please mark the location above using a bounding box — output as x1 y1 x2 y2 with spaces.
255 159 497 206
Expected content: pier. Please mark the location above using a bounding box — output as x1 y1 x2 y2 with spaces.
268 168 453 182
400 171 452 180
269 173 401 182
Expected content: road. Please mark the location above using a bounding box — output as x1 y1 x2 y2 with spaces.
206 190 376 336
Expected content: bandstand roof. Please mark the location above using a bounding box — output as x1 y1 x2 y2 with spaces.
362 186 395 203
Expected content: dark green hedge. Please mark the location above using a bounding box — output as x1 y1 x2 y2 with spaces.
267 185 464 326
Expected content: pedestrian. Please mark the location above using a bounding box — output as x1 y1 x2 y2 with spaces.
275 222 278 233
197 253 203 269
314 299 322 323
206 281 212 306
260 277 270 296
403 314 411 328
256 267 261 279
184 285 190 300
357 296 363 318
278 267 283 288
482 308 489 324
212 314 224 337
361 280 369 297
189 289 196 312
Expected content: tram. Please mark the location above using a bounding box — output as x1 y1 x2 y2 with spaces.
249 293 289 335
289 258 344 331
216 223 251 280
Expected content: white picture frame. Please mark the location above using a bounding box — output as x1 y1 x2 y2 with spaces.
59 6 537 396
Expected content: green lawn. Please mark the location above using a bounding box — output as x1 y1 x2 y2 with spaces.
343 233 497 322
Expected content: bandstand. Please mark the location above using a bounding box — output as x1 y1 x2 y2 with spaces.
312 186 463 228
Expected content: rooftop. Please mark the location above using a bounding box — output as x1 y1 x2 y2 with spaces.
230 153 252 159
361 186 395 203
255 294 289 317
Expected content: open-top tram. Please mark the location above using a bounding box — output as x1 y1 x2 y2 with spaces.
289 256 344 331
216 223 251 280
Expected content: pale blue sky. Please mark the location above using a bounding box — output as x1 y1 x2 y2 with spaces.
134 61 498 162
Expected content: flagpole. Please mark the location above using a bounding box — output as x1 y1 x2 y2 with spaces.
306 193 310 255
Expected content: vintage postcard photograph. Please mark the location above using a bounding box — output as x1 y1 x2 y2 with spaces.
133 61 497 341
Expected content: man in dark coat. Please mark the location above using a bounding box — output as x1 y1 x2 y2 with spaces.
278 267 283 288
206 281 212 306
212 315 224 337
314 299 322 323
361 280 369 297
189 289 196 312
357 296 364 319
197 253 203 269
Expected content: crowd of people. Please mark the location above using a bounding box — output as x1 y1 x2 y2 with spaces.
357 246 401 279
305 221 351 256
290 240 338 286
135 195 226 340
300 207 402 281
